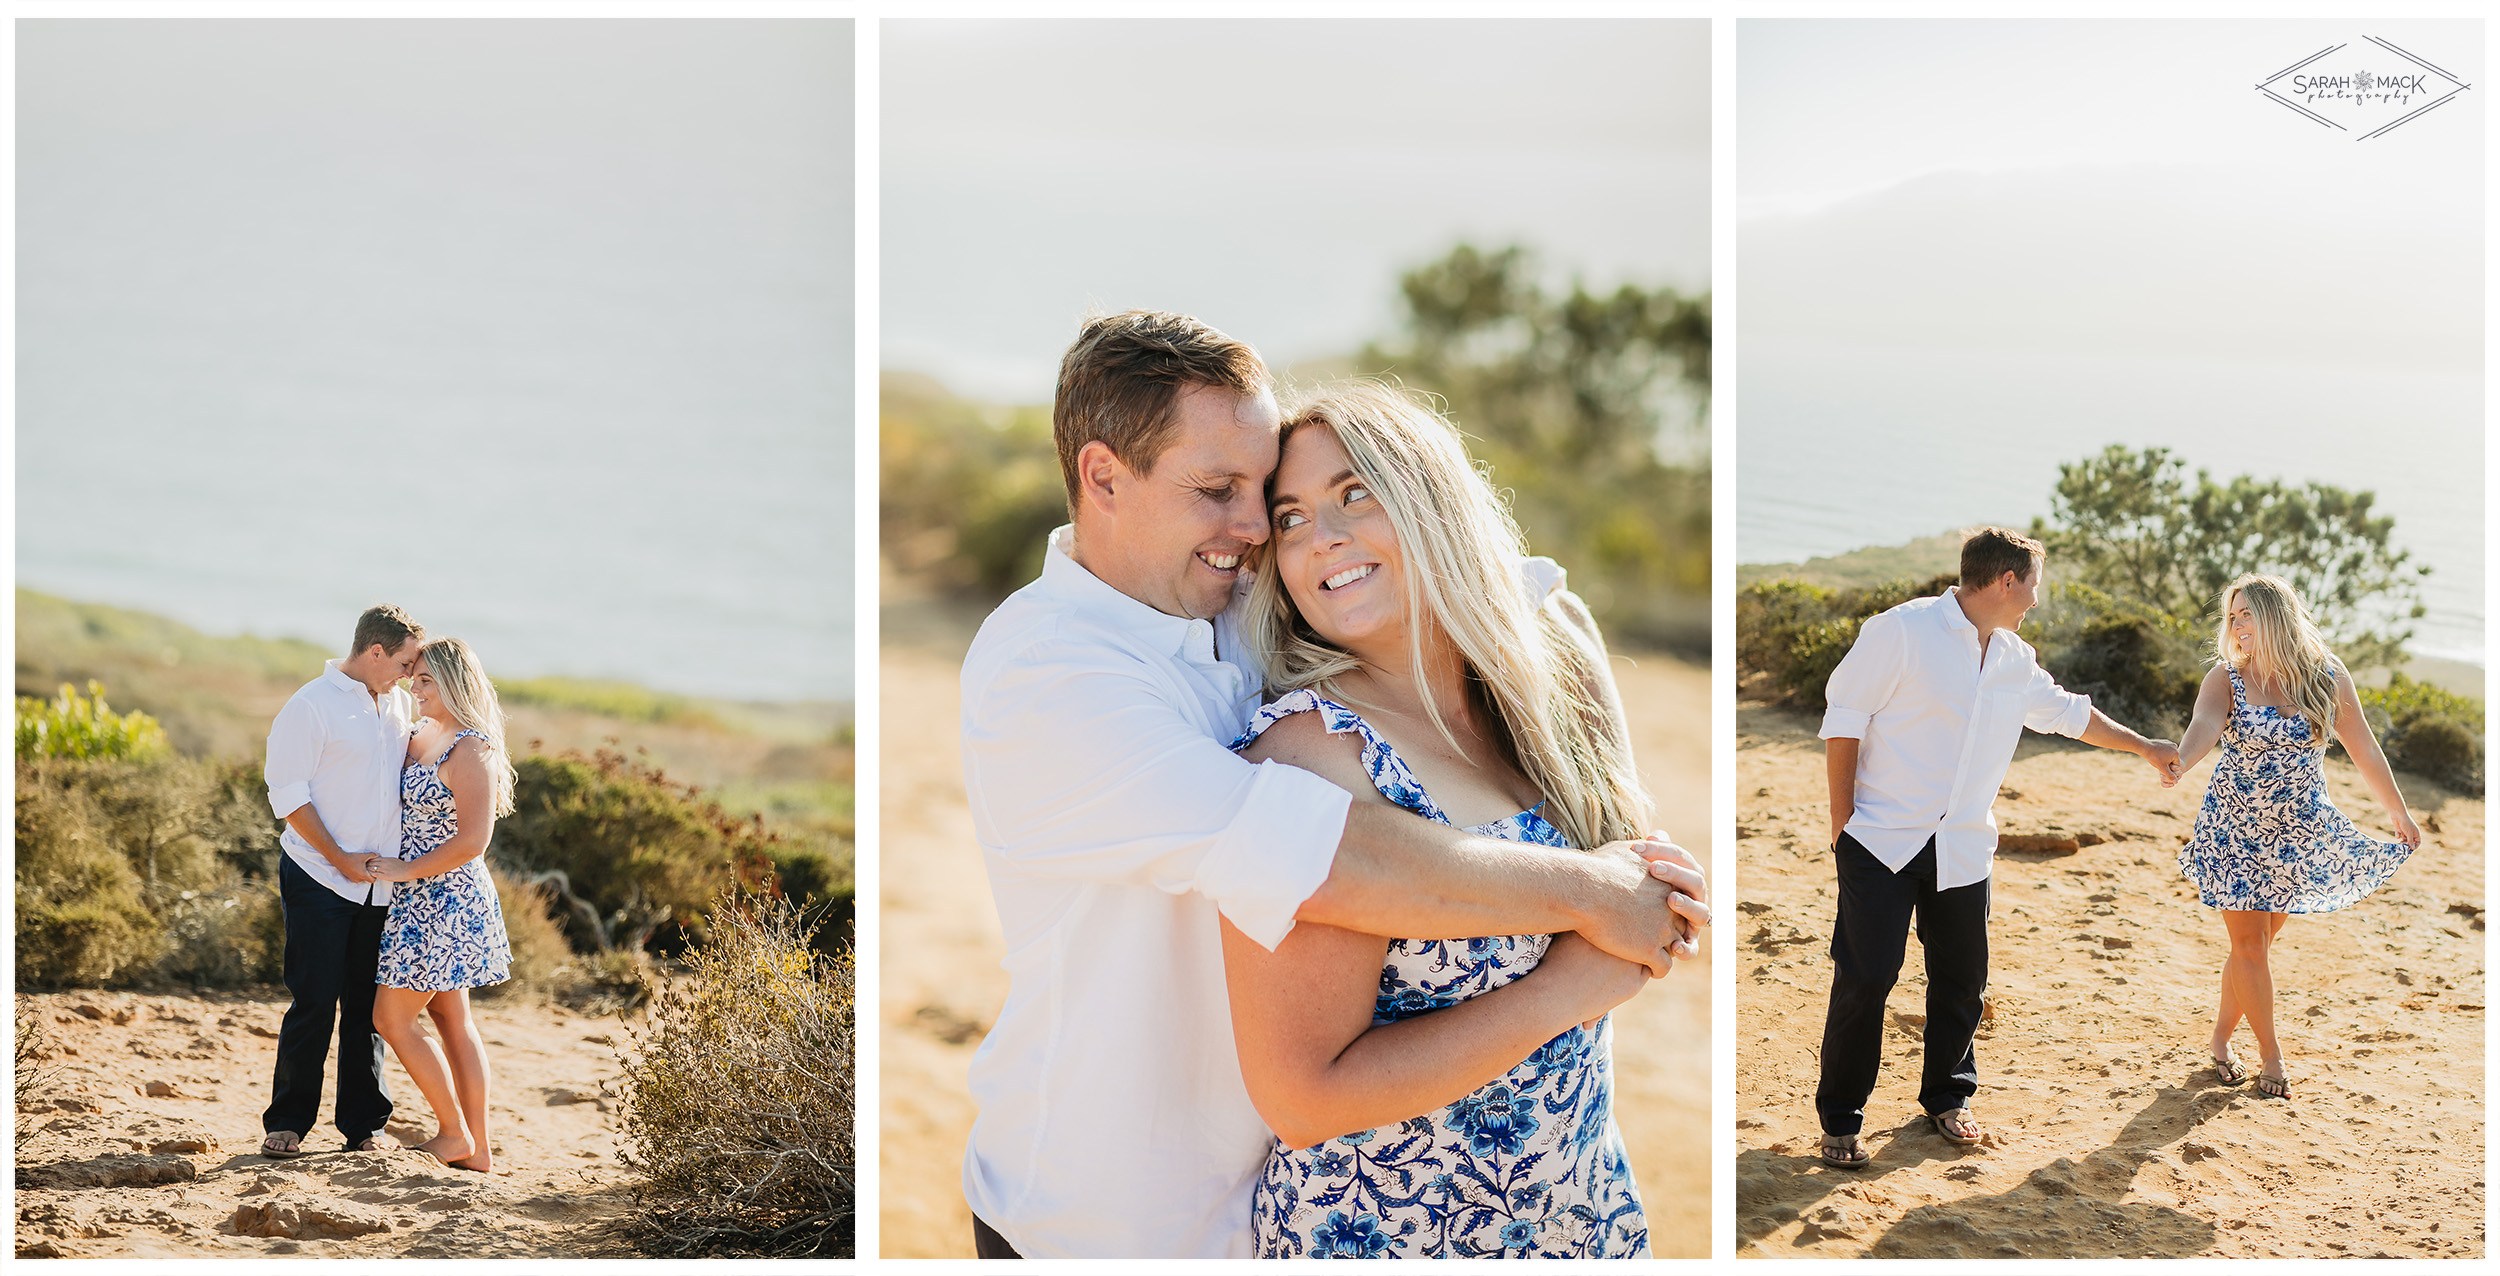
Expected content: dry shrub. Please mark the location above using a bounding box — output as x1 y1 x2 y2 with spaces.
476 875 575 1001
16 1002 52 1122
616 891 855 1257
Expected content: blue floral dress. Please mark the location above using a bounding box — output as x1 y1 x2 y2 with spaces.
376 729 513 991
1232 690 1648 1260
2177 665 2413 914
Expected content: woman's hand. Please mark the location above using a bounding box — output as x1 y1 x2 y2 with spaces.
1540 931 1651 1031
2392 808 2423 850
366 855 408 883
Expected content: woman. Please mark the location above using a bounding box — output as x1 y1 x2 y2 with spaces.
360 636 516 1170
2171 574 2423 1100
1223 383 1659 1259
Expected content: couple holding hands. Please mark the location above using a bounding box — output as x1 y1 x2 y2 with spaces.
1813 528 2424 1167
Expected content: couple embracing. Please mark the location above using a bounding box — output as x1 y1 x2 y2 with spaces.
1813 528 2425 1168
958 312 1710 1259
257 605 516 1171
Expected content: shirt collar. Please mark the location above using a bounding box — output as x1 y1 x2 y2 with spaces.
321 658 371 697
1938 585 2008 651
1040 525 1208 659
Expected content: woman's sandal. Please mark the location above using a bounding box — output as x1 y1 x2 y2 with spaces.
2255 1071 2292 1099
2211 1049 2251 1086
1930 1108 1984 1147
1819 1134 1871 1169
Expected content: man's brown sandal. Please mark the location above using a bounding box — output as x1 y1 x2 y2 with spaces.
1819 1134 1871 1168
259 1131 307 1159
1930 1108 1983 1147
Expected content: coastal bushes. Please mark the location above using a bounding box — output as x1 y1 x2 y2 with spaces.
616 891 856 1257
1738 447 2480 791
878 243 1713 653
2362 674 2485 793
13 712 859 992
16 682 170 762
14 751 280 988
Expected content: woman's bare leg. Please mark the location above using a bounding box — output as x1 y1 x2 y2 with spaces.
2220 910 2287 1079
373 984 472 1164
426 990 494 1172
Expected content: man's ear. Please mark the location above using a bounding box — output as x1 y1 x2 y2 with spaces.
1074 440 1125 519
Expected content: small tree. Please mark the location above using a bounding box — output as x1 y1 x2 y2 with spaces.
1361 245 1711 648
2034 445 2426 669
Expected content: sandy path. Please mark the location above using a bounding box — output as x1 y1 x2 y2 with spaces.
877 628 1712 1258
15 990 639 1258
1733 705 2485 1259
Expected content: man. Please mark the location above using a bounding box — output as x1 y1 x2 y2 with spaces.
259 604 424 1159
959 310 1709 1258
1814 528 2179 1167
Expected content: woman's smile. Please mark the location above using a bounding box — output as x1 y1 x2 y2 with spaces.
1320 562 1378 592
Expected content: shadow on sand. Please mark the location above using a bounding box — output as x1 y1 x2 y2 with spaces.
1740 1085 2231 1258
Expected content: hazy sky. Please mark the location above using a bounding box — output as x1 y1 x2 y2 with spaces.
1742 20 2482 218
1737 19 2483 659
19 21 856 699
885 19 1709 401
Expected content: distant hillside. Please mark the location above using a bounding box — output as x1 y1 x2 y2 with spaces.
1737 532 1963 592
1738 539 2483 702
14 590 854 842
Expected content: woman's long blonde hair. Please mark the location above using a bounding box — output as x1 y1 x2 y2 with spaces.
420 636 517 816
1243 382 1652 851
2216 574 2340 747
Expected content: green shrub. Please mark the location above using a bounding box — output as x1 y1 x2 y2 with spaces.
16 682 169 762
15 774 165 987
17 753 286 989
617 891 856 1257
1736 574 1956 708
496 749 783 955
2357 673 2483 793
155 881 283 987
2027 586 2206 738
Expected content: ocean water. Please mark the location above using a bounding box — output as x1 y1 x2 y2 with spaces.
15 22 855 702
1737 339 2484 664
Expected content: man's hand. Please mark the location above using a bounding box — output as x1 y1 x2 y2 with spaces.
1582 834 1710 977
2144 739 2182 786
1636 833 1710 955
328 850 376 885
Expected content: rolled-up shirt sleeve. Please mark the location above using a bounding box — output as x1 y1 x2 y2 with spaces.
1820 611 1906 740
264 695 321 820
963 642 1352 951
2021 661 2093 737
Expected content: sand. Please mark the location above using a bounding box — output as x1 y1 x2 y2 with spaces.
877 622 1712 1258
1733 704 2485 1259
14 989 641 1258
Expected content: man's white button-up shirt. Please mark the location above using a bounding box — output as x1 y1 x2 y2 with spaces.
265 659 415 905
958 526 1353 1259
1819 588 2092 890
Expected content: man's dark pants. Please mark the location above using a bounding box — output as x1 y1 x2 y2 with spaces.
263 854 393 1141
971 1213 1022 1259
1815 834 1991 1137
